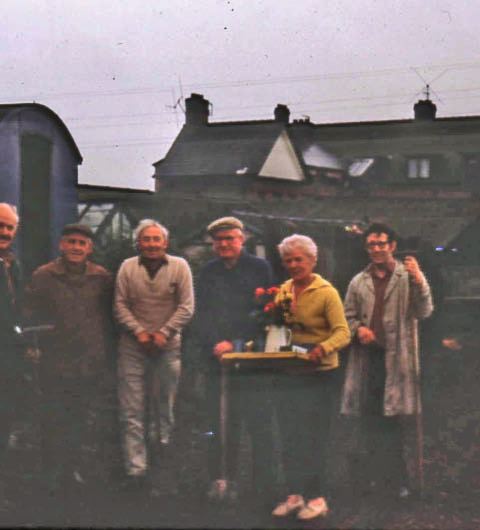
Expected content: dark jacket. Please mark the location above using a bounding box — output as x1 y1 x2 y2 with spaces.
0 256 23 371
195 252 273 353
24 258 114 379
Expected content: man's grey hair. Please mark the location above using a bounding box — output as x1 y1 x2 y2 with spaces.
0 203 19 224
277 234 318 260
133 219 169 242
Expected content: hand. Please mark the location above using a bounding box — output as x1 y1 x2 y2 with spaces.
403 255 423 284
213 340 234 360
357 326 376 345
308 345 325 363
135 330 152 345
135 330 155 354
442 337 463 351
25 347 41 364
152 331 168 349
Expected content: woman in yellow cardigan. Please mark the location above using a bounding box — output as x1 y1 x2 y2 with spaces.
271 234 351 521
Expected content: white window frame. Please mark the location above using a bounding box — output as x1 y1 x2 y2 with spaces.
408 158 430 179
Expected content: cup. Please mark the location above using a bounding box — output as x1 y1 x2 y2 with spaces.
232 338 244 353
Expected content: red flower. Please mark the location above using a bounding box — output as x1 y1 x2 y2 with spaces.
263 302 275 313
255 287 266 298
267 286 280 295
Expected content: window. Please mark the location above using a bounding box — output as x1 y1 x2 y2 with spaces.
408 158 430 179
348 158 375 177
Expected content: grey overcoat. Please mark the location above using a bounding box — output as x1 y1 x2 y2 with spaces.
340 260 433 416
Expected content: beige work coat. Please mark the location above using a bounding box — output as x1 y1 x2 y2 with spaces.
340 261 433 416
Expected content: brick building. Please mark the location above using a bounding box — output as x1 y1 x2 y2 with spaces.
153 93 479 297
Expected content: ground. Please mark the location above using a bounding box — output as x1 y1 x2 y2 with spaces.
1 333 479 529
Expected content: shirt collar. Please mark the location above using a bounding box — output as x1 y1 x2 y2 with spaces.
139 255 169 268
0 251 15 268
52 257 97 276
366 260 396 278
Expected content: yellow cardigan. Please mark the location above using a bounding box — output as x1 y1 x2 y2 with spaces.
278 274 351 370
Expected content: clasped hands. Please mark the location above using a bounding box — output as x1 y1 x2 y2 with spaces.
136 330 168 354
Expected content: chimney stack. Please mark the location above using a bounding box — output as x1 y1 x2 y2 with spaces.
274 104 290 124
185 93 209 125
414 99 437 121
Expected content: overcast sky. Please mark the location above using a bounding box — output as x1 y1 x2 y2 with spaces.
3 0 480 189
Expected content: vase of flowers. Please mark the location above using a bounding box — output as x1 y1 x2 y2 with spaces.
250 287 294 352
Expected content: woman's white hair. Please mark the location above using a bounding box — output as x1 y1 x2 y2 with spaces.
277 234 318 260
133 219 169 242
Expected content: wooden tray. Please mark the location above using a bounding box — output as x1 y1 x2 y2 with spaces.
221 351 313 369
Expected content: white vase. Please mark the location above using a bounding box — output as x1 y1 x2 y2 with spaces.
264 325 292 352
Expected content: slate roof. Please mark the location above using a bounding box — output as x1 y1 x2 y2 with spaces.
155 121 287 178
0 103 82 163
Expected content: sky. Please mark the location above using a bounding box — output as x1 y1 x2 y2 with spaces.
3 0 480 190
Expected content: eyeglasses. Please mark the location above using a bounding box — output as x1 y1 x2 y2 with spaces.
365 241 389 250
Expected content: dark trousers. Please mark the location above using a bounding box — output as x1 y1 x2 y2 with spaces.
0 363 23 471
0 388 16 466
39 374 117 487
274 369 340 499
353 345 408 491
205 365 275 495
361 415 407 490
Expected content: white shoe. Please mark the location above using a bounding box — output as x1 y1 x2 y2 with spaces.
297 497 329 520
73 470 86 484
272 494 305 517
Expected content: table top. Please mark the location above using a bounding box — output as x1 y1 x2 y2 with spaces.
220 351 314 370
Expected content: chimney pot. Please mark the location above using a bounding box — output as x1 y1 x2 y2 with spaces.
414 99 437 120
185 93 209 125
274 104 290 124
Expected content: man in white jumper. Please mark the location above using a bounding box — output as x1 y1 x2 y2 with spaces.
114 219 194 488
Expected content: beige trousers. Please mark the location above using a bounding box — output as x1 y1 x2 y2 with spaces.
118 338 181 476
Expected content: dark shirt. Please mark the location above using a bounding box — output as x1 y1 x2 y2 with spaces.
0 255 22 350
195 252 273 352
139 255 168 279
368 263 394 348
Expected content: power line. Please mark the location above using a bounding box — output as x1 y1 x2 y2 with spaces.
80 139 174 149
3 59 480 102
64 85 480 128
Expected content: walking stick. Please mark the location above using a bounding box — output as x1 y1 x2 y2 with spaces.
218 362 230 498
412 320 425 495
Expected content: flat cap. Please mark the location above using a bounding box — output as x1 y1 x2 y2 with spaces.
61 223 94 239
207 216 244 235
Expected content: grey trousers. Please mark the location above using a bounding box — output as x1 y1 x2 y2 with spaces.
118 340 181 476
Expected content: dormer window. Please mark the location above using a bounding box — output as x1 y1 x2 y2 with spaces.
408 158 430 179
348 158 374 177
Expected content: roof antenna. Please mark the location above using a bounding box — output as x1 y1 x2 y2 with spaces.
410 67 446 104
165 77 185 126
424 84 430 100
166 88 180 128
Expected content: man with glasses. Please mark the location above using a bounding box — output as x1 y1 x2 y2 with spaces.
341 222 433 501
195 216 275 506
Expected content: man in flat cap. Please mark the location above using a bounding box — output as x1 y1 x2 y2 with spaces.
24 223 115 498
195 216 276 505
